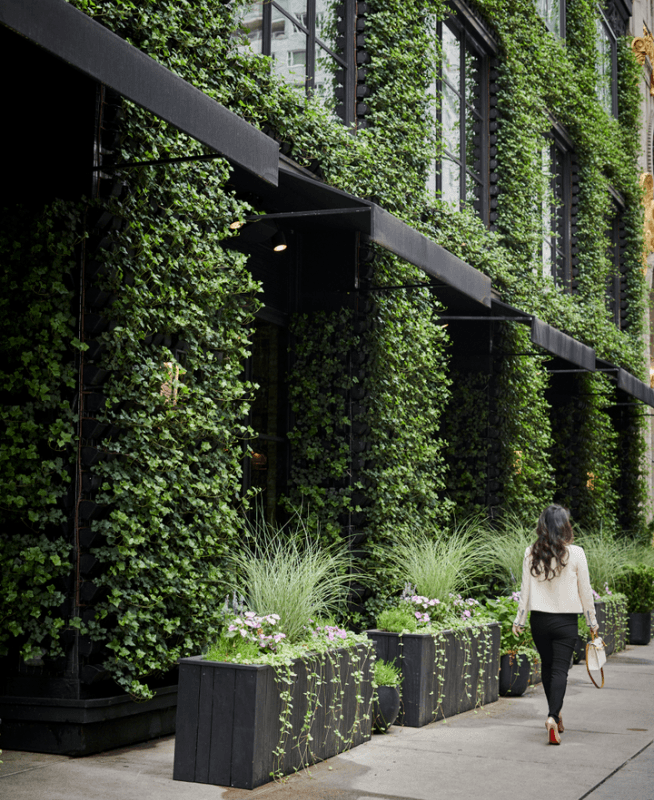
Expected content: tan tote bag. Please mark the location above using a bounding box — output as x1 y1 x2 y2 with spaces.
585 634 606 688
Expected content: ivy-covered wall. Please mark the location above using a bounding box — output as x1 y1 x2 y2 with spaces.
0 0 649 696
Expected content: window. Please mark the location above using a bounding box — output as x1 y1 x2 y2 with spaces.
243 321 289 522
535 0 565 37
540 130 574 288
235 0 354 120
596 9 617 116
428 17 490 221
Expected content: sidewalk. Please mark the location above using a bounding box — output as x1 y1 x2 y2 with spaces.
2 640 653 800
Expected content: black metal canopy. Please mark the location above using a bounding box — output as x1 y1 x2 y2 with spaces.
467 299 597 371
530 318 596 372
0 0 279 186
235 162 493 308
368 206 492 308
592 359 654 407
617 368 654 406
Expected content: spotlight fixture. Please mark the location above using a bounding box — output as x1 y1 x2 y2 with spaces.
229 219 245 230
271 231 287 252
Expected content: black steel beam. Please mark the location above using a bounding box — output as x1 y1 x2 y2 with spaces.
0 0 278 185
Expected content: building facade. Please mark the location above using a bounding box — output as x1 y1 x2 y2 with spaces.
1 0 652 752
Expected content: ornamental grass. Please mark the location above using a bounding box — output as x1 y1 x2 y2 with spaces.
226 508 353 644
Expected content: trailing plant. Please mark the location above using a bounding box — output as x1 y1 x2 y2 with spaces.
594 590 629 652
205 612 374 780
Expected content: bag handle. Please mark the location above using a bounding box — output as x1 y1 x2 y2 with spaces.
585 636 605 689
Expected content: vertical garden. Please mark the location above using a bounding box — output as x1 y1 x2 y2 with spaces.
0 0 650 699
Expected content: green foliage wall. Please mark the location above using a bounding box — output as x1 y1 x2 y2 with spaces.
0 0 650 693
0 203 78 659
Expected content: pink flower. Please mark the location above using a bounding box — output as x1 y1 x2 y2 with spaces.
463 610 471 618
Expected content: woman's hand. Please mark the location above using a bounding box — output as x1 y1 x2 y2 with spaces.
512 624 524 637
590 626 599 637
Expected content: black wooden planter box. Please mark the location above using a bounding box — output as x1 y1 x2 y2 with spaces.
628 611 652 645
0 686 177 756
367 622 500 728
173 644 373 790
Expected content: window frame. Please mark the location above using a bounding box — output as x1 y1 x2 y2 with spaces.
595 6 618 117
430 4 496 225
237 0 356 125
606 188 626 329
534 0 566 39
541 122 575 291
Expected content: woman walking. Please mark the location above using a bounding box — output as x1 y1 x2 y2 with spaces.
512 504 598 745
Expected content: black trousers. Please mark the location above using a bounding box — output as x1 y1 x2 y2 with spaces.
530 611 578 722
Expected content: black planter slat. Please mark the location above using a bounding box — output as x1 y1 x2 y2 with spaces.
174 646 373 789
172 660 202 783
231 667 260 787
194 665 216 784
207 666 235 786
256 667 278 784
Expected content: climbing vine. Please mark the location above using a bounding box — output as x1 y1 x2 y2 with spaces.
0 0 649 696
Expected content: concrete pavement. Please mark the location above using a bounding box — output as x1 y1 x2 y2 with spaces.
2 640 653 800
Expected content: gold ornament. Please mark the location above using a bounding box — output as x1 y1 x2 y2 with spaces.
640 173 654 271
632 26 654 97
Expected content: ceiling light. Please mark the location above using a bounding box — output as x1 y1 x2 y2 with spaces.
272 231 287 252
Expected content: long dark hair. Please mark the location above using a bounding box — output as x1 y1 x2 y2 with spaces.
530 504 573 581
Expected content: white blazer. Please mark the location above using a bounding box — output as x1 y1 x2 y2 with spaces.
513 544 598 629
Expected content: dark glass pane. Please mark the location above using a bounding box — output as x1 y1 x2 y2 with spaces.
464 46 481 111
316 0 337 48
465 106 481 177
249 322 286 522
541 145 554 277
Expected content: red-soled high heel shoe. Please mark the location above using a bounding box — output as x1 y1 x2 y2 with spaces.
546 717 561 745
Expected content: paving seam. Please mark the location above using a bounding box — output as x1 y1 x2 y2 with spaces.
575 739 654 800
0 764 55 779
